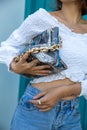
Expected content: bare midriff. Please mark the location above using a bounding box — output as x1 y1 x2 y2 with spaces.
31 78 77 100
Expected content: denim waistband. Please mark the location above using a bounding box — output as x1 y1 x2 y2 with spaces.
56 97 79 110
25 84 41 96
26 83 79 108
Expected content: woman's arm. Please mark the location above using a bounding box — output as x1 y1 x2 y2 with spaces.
0 8 48 70
30 82 81 111
31 78 76 91
10 51 52 76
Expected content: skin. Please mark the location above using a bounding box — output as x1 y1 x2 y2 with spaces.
11 52 52 76
30 83 81 112
11 0 87 111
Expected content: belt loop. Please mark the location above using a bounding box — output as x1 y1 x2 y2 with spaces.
71 99 75 110
71 100 73 110
60 100 63 110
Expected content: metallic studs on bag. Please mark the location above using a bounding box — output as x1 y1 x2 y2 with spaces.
14 42 62 62
30 48 40 53
14 26 62 63
40 47 49 52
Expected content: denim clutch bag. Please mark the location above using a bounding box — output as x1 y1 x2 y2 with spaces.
15 27 67 75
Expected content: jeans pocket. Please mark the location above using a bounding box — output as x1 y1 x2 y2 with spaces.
18 92 37 111
71 103 80 117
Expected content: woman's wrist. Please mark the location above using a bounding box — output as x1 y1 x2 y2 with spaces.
57 83 81 99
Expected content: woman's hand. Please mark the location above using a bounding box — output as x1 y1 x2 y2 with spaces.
30 83 81 112
10 52 52 76
30 87 62 112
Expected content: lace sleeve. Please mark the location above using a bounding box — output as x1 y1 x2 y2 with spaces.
0 8 50 70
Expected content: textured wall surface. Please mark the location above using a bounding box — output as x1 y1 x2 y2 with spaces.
0 0 25 130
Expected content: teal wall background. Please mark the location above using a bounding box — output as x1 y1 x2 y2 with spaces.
0 0 25 130
19 0 87 130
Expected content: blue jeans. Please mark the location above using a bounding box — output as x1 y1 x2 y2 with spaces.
10 85 82 130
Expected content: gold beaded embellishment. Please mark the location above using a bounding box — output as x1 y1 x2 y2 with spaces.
14 36 62 62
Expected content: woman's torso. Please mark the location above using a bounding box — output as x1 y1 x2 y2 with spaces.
26 9 87 100
30 9 87 99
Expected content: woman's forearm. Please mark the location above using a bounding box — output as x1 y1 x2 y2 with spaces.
58 83 81 99
53 78 75 87
30 82 81 111
31 78 75 91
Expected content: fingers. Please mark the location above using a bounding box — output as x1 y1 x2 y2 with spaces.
30 97 47 106
26 63 52 76
33 92 46 99
35 104 51 112
13 52 52 76
19 52 30 63
30 99 49 108
30 99 51 112
30 100 39 105
35 105 49 109
31 64 52 75
30 93 46 105
28 59 39 67
25 59 40 71
10 58 16 71
12 57 18 64
34 70 52 76
34 65 51 70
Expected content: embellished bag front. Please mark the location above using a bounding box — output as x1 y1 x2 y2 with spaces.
15 27 67 75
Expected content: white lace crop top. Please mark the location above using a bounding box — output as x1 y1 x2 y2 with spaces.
0 8 87 99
